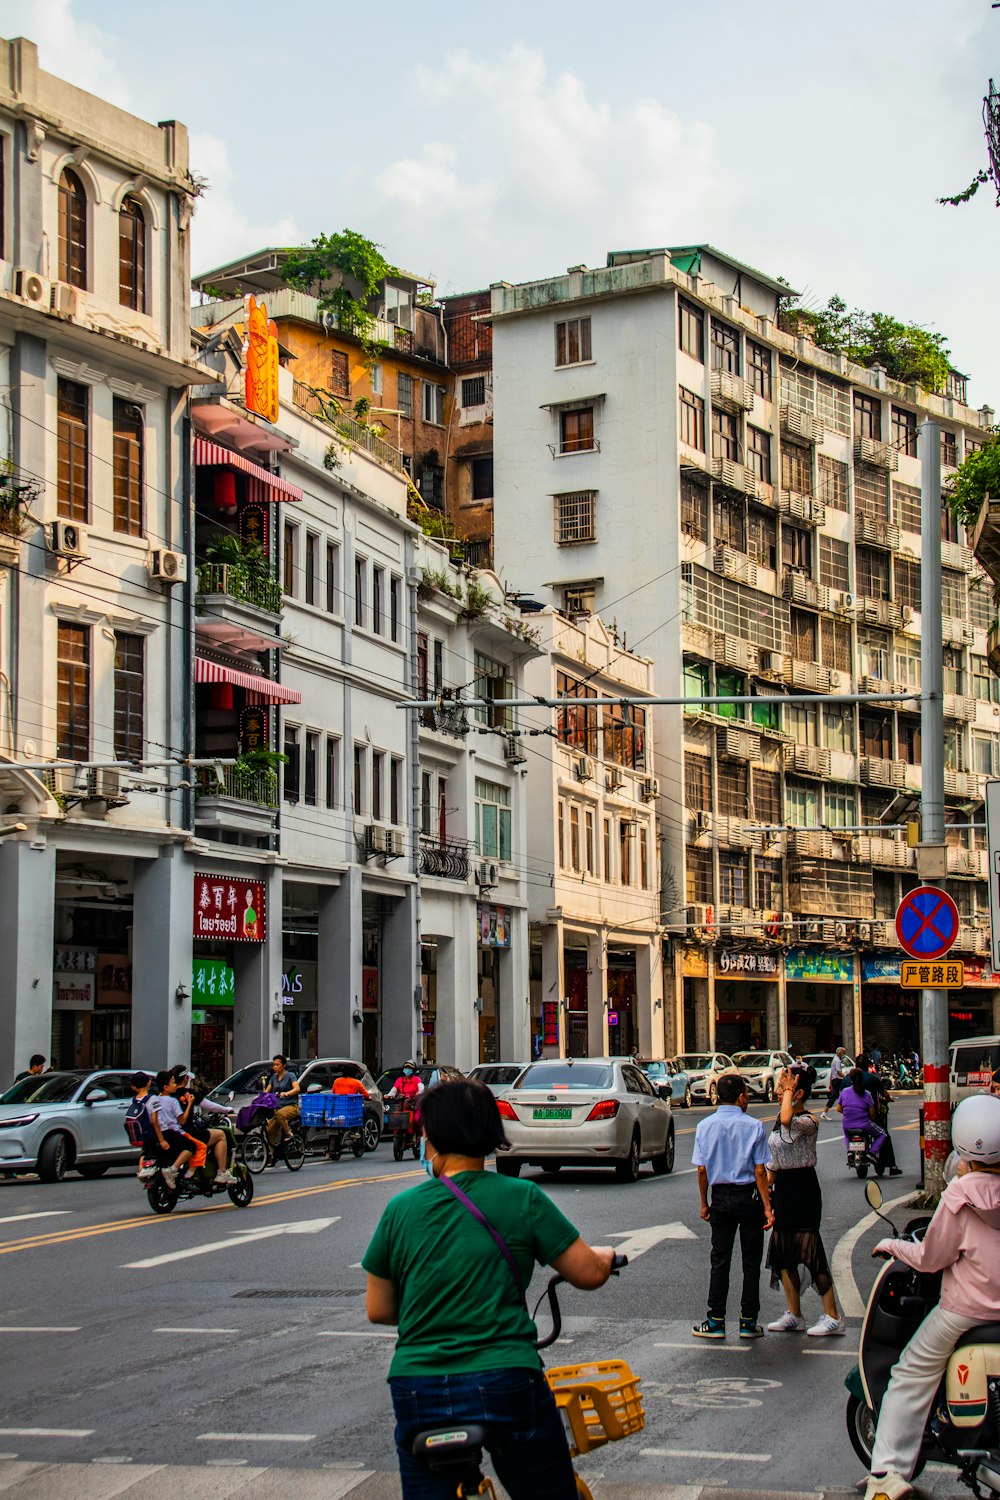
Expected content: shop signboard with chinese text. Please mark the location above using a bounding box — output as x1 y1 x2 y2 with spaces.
717 951 778 977
785 949 854 982
240 706 269 755
362 966 378 1012
244 296 279 423
193 874 266 941
542 1001 559 1047
193 957 236 1008
900 959 964 990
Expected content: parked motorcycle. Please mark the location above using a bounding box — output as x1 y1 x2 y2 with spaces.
846 1181 1000 1496
846 1126 887 1179
143 1118 254 1214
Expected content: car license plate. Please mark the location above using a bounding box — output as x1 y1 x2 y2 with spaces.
533 1107 572 1120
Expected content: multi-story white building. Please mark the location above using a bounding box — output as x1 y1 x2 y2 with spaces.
0 37 203 1075
521 609 663 1059
491 244 998 1058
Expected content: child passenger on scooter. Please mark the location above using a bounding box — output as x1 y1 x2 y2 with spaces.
862 1094 1000 1500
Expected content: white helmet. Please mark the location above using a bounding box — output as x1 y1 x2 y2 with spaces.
952 1094 1000 1166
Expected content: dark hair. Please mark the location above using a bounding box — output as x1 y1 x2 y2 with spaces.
29 1054 45 1069
272 1054 287 1066
717 1074 747 1106
856 1053 870 1072
129 1072 150 1090
849 1067 867 1095
421 1079 507 1157
791 1064 816 1102
154 1069 174 1090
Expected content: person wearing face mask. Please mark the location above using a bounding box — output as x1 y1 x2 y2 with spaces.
363 1079 616 1500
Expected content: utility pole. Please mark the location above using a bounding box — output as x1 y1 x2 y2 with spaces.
919 418 951 1203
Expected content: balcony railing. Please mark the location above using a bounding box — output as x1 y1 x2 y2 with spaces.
292 380 406 473
780 404 824 444
418 838 471 881
197 562 283 616
196 765 279 808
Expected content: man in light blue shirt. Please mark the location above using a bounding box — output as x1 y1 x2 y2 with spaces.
691 1073 773 1341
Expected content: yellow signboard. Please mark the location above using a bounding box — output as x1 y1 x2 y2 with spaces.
244 295 279 424
899 959 964 990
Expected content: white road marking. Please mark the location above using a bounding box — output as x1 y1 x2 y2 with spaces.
154 1327 239 1334
0 1326 81 1333
316 1329 396 1339
198 1432 316 1443
802 1348 857 1357
831 1190 917 1317
0 1427 94 1438
653 1342 748 1352
0 1212 71 1226
122 1215 340 1269
609 1223 698 1259
642 1448 772 1462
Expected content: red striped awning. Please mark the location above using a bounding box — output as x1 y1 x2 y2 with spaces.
195 655 302 704
193 436 303 503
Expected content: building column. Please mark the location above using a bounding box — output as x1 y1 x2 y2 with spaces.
232 866 283 1068
767 979 782 1050
636 938 663 1058
587 933 608 1056
317 871 361 1060
0 841 55 1069
433 934 463 1070
131 845 193 1068
382 885 418 1066
541 923 565 1058
497 906 529 1064
695 962 717 1051
665 946 684 1059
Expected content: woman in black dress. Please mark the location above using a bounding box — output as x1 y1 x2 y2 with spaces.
765 1064 845 1337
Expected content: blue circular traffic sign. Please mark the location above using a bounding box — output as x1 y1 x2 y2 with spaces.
894 885 960 960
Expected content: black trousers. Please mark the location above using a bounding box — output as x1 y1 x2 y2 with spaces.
707 1182 765 1322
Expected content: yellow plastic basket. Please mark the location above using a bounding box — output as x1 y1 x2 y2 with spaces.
545 1359 645 1455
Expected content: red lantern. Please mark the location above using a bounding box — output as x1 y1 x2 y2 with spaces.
211 684 234 710
213 470 237 515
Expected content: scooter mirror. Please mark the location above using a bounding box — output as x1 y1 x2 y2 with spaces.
865 1180 883 1211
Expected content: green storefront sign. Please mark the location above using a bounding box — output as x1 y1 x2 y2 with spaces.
785 948 854 983
192 957 236 1008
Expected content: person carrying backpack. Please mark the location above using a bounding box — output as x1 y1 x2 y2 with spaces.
124 1072 159 1178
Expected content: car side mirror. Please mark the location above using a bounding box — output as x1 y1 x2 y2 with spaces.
865 1181 883 1211
83 1088 108 1105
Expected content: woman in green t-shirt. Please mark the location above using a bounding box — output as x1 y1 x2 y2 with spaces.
363 1078 615 1499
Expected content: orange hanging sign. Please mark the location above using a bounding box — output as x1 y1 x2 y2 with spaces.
244 295 279 423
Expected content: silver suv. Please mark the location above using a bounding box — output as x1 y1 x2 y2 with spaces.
0 1069 147 1182
207 1058 383 1153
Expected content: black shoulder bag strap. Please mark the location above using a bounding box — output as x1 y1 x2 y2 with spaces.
437 1172 527 1307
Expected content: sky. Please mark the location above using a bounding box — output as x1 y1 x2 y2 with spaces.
6 0 1000 402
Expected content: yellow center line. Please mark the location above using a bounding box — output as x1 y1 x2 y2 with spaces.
0 1168 422 1256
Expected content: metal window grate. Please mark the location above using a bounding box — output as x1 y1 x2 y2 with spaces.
554 490 596 544
462 375 486 407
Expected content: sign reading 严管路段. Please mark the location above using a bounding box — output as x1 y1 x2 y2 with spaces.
900 959 964 990
193 957 235 1008
785 948 854 983
193 873 266 942
717 950 778 977
895 885 959 961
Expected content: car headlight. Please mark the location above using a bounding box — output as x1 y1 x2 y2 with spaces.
0 1114 39 1128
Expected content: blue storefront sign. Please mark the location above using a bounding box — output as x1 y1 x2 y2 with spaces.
862 955 902 983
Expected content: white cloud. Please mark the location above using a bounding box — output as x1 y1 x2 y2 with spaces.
2 0 131 108
188 132 300 276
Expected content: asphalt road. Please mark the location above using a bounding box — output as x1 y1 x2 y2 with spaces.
0 1095 962 1498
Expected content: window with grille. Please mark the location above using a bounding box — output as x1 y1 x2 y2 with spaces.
554 490 596 544
57 622 90 759
944 726 965 771
823 706 855 753
474 651 514 730
555 317 592 366
781 442 812 495
895 558 921 612
681 476 709 539
747 426 771 483
781 523 812 575
967 435 985 456
790 608 817 661
858 628 892 679
684 755 711 811
563 583 596 615
717 759 748 815
112 632 144 762
855 466 889 520
781 362 815 413
943 646 964 695
941 430 958 467
856 546 889 600
118 196 145 311
682 563 789 652
860 713 893 759
821 617 852 673
713 493 745 550
330 350 350 397
818 454 849 511
824 785 856 828
747 510 776 569
679 387 705 450
420 463 444 506
941 570 966 618
753 768 781 824
755 856 782 910
969 575 993 631
397 371 412 417
462 375 486 407
891 407 917 457
894 480 921 534
57 378 88 522
686 847 713 904
112 399 143 536
896 643 921 692
560 407 595 453
747 340 771 399
785 778 819 824
719 853 749 906
819 535 850 591
712 407 740 462
58 168 87 288
862 790 893 826
816 376 850 434
679 300 704 362
711 321 740 375
854 390 882 440
788 703 819 745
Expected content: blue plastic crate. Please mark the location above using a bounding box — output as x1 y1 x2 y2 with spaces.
299 1093 330 1127
300 1092 365 1128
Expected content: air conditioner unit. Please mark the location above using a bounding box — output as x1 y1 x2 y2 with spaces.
12 267 50 308
805 920 821 939
641 776 660 801
363 824 379 854
857 921 872 941
86 768 130 805
900 605 913 624
477 859 499 889
607 767 625 792
504 735 527 766
575 755 595 782
780 914 794 933
382 827 404 858
696 809 713 832
829 670 842 689
834 920 847 939
149 549 187 583
49 520 88 559
838 592 856 612
51 281 82 318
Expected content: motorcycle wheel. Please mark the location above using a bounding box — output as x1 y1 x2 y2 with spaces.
411 1138 421 1160
393 1134 404 1162
846 1395 876 1467
874 1158 887 1177
856 1161 869 1178
283 1130 306 1172
227 1170 254 1208
351 1133 366 1159
147 1179 177 1214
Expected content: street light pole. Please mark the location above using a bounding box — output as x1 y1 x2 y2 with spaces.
919 417 950 1203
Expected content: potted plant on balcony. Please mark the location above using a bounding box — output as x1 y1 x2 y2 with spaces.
200 534 281 613
230 747 287 807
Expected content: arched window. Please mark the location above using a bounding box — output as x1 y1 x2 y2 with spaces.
119 194 146 311
57 168 87 288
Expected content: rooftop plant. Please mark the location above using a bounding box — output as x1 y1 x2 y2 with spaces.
281 229 395 362
777 293 952 394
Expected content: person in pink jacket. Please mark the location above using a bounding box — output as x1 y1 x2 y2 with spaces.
863 1093 1000 1500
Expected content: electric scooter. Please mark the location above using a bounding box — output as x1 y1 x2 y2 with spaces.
143 1117 254 1214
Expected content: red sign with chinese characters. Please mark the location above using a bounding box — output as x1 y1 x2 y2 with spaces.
193 873 266 942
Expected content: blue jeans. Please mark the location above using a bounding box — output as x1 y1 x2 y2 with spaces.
389 1367 577 1499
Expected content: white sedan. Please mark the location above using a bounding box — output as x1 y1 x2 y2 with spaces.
675 1052 739 1105
494 1058 674 1183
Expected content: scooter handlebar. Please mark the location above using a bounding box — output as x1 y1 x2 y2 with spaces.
534 1255 628 1350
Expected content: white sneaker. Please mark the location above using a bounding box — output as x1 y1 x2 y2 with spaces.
807 1313 847 1337
216 1169 237 1185
767 1311 806 1332
863 1471 913 1500
162 1166 178 1188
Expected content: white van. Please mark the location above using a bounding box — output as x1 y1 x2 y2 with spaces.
949 1035 1000 1103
